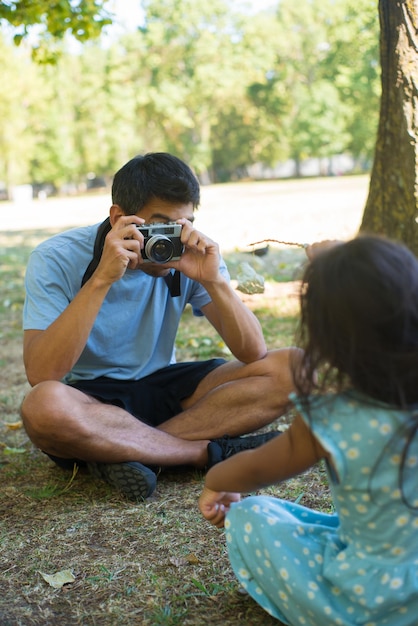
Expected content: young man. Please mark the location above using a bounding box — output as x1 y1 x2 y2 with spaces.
21 153 297 500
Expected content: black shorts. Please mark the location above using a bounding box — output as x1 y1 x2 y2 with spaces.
69 359 226 426
47 359 226 470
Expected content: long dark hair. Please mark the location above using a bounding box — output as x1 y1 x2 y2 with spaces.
292 235 418 509
293 235 418 406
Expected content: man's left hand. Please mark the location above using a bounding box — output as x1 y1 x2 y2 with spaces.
167 219 222 284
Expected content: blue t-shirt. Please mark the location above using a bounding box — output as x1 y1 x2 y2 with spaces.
23 222 230 383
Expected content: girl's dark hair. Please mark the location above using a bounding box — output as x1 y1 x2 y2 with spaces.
292 235 418 510
293 235 418 406
111 152 200 215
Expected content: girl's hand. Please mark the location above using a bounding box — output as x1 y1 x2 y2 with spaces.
305 239 342 261
198 486 241 528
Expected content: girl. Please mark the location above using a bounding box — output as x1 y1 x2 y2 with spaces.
199 235 418 626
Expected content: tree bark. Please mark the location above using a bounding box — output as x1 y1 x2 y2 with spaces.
360 0 418 252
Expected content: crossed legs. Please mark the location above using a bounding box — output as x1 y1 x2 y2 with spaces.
21 348 298 469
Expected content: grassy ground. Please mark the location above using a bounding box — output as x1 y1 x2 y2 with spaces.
0 178 364 625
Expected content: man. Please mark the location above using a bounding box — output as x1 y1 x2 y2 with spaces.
21 152 297 500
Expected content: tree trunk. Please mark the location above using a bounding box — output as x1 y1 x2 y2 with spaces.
360 0 418 253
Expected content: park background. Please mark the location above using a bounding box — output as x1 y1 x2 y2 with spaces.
0 0 378 198
0 1 415 624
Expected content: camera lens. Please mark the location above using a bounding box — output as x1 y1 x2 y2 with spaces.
145 235 175 263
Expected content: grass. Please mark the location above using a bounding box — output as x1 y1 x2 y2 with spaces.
0 211 333 625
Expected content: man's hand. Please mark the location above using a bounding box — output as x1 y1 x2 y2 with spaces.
167 219 222 284
305 239 342 261
198 486 241 528
95 215 147 284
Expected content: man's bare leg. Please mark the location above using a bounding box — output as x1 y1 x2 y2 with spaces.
21 348 298 499
21 348 299 467
159 348 298 440
21 381 209 468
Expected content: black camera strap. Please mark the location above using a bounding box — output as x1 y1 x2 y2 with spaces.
163 267 181 297
81 218 181 297
81 218 112 287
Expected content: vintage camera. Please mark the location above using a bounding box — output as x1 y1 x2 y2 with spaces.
136 222 183 263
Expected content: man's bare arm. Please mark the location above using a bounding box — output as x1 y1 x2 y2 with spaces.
24 215 145 385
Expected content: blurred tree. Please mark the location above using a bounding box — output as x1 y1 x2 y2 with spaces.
212 13 290 177
286 81 350 176
0 0 383 189
360 0 418 252
120 0 254 182
0 35 40 189
29 43 133 188
269 0 378 176
0 0 112 44
323 0 380 166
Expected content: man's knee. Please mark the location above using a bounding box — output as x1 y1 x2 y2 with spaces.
20 380 67 443
263 347 303 383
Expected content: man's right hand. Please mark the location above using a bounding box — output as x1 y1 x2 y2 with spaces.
94 215 147 284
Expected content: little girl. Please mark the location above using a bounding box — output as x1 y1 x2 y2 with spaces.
199 235 418 626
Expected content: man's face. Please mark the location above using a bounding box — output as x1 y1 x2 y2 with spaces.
136 198 194 277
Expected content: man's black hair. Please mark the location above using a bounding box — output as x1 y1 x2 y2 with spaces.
111 152 200 215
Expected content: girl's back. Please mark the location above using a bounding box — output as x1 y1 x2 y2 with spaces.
296 391 418 548
289 389 418 622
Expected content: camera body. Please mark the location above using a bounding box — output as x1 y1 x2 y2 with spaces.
136 222 183 263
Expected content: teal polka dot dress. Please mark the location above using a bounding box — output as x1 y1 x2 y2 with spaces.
225 391 418 625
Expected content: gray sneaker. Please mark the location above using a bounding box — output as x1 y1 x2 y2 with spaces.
87 461 157 500
207 431 281 468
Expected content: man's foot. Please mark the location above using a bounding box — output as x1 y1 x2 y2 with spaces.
87 461 157 500
207 431 281 468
